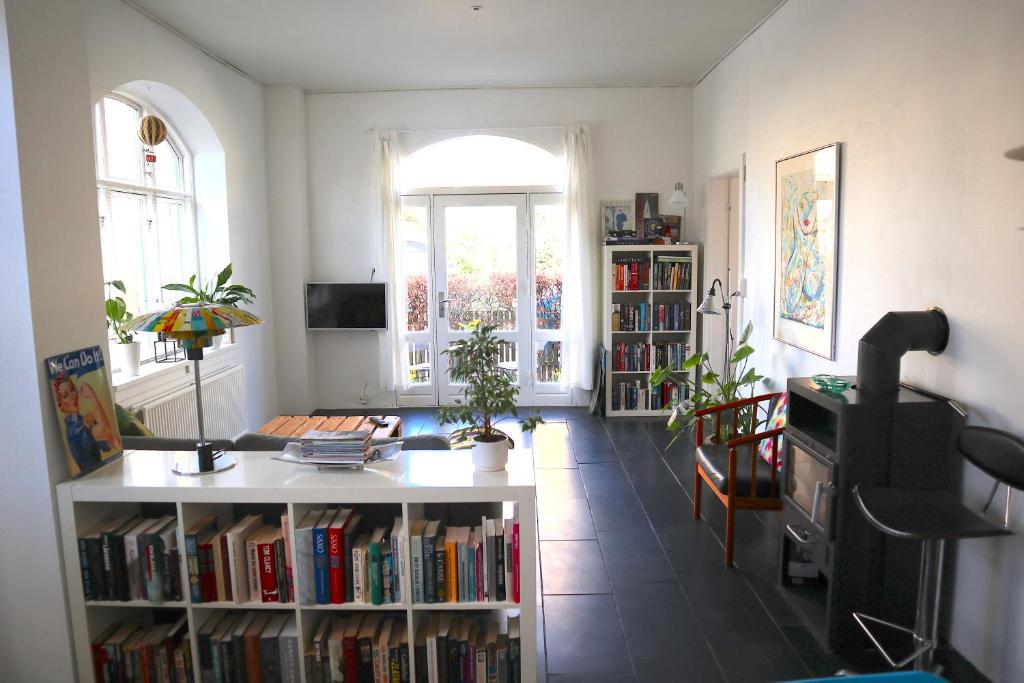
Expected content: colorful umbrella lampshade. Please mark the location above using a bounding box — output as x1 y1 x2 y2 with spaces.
127 303 262 475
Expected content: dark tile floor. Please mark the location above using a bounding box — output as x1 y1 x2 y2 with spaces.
356 407 988 683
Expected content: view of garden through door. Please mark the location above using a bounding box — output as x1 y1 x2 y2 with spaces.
397 190 566 406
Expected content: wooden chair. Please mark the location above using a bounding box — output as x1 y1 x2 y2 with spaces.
693 392 785 566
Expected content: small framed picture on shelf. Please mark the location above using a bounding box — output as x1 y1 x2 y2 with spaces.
661 215 682 243
635 192 659 228
642 216 665 241
600 200 634 235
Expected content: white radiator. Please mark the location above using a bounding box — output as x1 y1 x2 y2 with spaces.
140 365 247 440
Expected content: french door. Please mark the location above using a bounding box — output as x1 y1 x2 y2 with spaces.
397 191 566 406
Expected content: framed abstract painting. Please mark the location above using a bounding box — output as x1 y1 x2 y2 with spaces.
773 143 841 359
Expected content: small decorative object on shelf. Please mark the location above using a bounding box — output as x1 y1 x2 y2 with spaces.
438 323 543 471
600 199 634 236
812 373 851 393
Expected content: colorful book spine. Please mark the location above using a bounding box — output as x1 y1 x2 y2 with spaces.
327 523 345 604
369 538 384 605
512 519 520 603
313 523 330 604
258 539 280 602
423 532 437 604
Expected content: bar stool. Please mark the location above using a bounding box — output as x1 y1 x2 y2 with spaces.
851 426 1024 672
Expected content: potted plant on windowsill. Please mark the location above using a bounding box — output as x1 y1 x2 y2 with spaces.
162 263 256 347
438 323 543 471
105 280 140 377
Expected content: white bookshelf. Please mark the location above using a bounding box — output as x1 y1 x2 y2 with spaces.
604 244 699 417
57 448 538 683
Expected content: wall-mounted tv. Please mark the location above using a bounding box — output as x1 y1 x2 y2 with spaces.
305 283 387 330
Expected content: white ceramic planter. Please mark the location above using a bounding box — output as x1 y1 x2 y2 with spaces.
472 435 510 471
118 341 141 377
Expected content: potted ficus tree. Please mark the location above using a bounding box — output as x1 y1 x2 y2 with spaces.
651 321 766 446
104 280 140 377
438 323 543 471
162 263 256 347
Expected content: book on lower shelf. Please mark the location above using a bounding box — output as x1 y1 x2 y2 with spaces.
420 612 522 683
303 613 411 683
407 506 521 605
78 513 182 604
90 615 190 683
610 303 649 332
185 610 301 683
651 301 691 331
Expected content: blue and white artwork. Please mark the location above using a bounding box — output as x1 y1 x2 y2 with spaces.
600 200 634 235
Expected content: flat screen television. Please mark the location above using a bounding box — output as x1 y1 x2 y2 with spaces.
305 283 387 330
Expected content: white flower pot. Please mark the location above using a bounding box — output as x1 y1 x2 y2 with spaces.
472 435 510 472
211 335 223 350
118 341 141 377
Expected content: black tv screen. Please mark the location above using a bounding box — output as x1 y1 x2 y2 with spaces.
305 283 387 330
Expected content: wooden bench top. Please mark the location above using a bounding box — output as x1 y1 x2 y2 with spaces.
256 414 402 440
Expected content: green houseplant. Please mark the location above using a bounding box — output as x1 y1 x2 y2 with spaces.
104 280 141 376
650 321 766 446
438 323 543 471
162 263 255 346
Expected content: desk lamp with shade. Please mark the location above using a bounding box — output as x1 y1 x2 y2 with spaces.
126 303 262 475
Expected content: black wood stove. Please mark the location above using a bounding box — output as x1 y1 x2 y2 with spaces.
777 310 964 659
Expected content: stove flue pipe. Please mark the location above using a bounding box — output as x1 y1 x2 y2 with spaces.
856 308 950 394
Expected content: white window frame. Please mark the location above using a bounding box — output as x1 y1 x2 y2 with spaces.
94 92 201 370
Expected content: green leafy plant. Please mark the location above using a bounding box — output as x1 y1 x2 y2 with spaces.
438 323 543 445
104 280 134 344
162 263 255 306
650 321 766 445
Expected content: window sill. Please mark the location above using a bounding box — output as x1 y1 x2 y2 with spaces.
112 341 241 408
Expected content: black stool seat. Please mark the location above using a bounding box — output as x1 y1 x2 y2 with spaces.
854 486 1013 541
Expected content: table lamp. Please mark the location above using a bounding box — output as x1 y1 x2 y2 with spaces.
127 303 262 475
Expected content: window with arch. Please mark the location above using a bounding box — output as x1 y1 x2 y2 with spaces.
94 93 199 365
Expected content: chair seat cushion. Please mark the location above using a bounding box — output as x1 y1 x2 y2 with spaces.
697 442 781 497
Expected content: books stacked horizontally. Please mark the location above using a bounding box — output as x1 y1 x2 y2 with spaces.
184 512 295 605
90 616 189 683
408 507 521 605
77 514 182 604
420 613 522 683
295 508 405 606
298 429 373 466
196 611 300 683
305 614 408 683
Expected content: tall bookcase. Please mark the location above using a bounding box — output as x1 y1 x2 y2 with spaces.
603 244 699 417
57 449 537 683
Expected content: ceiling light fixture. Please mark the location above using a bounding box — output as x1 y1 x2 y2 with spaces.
471 4 483 11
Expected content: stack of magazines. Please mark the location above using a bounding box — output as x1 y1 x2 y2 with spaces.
297 429 373 466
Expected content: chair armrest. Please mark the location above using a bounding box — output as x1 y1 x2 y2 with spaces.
726 427 786 449
693 392 782 417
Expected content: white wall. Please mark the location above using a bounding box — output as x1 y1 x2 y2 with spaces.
0 0 105 679
87 0 278 430
291 86 693 408
694 1 1024 679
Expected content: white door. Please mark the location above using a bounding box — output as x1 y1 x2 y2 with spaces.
433 194 531 404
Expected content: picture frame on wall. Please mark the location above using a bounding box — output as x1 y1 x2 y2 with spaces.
600 200 634 235
773 142 841 359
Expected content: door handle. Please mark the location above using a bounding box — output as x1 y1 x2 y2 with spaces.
810 481 836 525
438 291 449 318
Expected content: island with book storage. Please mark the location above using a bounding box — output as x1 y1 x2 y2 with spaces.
57 447 537 683
603 243 700 416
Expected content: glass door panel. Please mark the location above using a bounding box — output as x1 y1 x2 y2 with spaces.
398 195 436 400
531 193 567 401
434 194 529 404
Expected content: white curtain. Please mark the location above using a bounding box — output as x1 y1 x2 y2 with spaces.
378 130 406 391
561 124 596 392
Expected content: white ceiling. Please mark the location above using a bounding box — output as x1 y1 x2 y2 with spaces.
125 0 783 91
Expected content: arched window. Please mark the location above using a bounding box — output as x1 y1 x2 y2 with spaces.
94 93 198 346
400 134 563 190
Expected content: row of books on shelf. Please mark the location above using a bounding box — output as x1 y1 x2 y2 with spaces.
611 380 686 411
610 256 649 290
611 302 691 332
652 255 692 290
91 616 190 683
184 512 294 605
196 611 301 683
78 514 182 604
304 612 522 683
612 341 692 372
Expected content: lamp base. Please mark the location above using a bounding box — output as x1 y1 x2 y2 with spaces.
171 445 236 476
